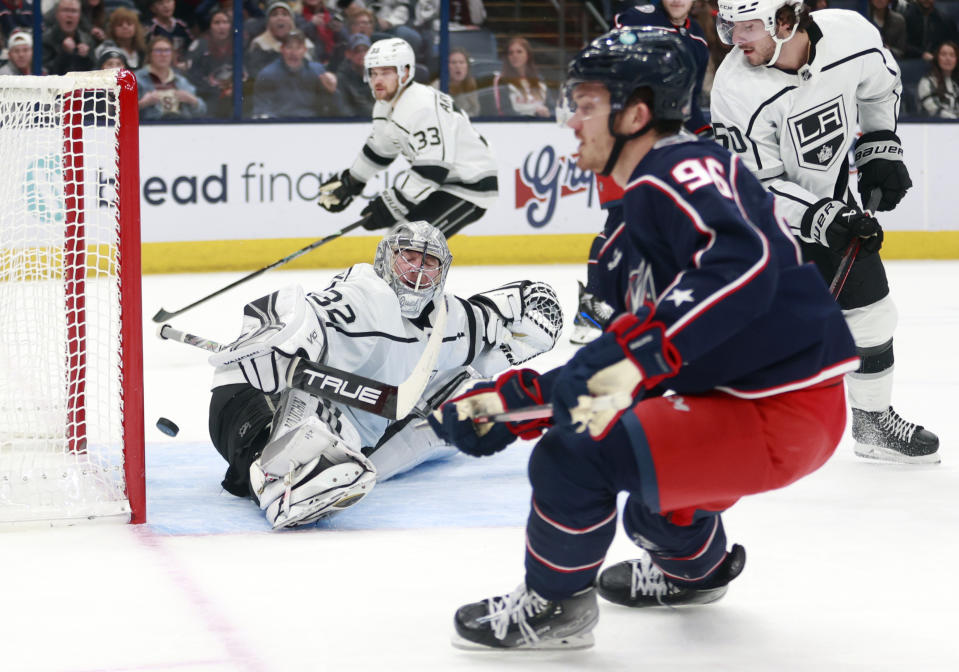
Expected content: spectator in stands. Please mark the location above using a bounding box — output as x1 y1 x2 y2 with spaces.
918 39 959 117
0 28 33 74
145 0 192 67
247 0 316 76
135 35 207 119
431 46 480 117
869 0 908 60
335 32 374 117
193 0 263 33
43 0 96 74
449 0 486 29
95 7 146 69
81 0 106 42
251 29 342 118
369 1 422 54
188 8 244 118
904 0 958 61
494 36 550 117
97 45 127 69
326 6 374 71
0 0 34 43
299 0 337 63
804 0 828 10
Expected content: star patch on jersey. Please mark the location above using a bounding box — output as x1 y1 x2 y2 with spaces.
664 288 694 307
787 95 847 171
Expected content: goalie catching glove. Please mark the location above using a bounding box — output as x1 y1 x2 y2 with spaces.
800 199 883 255
854 130 912 212
468 281 563 366
317 169 365 213
551 308 681 440
428 369 550 457
209 286 325 394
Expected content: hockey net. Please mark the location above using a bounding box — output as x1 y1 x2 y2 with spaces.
0 70 144 526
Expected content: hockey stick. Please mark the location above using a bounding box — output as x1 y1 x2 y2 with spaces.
828 189 881 299
151 217 369 323
471 394 632 424
157 297 447 420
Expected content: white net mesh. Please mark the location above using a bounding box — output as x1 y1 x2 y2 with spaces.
0 72 134 525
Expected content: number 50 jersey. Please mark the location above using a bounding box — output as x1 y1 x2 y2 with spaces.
348 82 499 212
709 9 902 235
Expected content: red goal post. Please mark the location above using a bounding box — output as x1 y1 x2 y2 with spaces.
0 69 144 526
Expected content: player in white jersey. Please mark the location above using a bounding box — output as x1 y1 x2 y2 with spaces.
317 38 498 238
205 221 563 529
710 0 939 464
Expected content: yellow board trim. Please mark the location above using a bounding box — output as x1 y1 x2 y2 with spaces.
141 231 959 274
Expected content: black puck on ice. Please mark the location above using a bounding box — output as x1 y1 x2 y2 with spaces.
156 417 180 437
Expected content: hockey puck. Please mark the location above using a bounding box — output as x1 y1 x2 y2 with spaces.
156 417 180 437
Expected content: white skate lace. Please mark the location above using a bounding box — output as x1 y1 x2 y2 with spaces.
478 584 549 645
629 555 680 603
879 408 917 442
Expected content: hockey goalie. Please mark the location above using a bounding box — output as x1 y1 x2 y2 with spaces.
207 221 563 529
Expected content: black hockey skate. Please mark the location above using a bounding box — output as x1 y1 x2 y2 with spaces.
598 544 746 608
570 281 614 345
452 584 599 650
852 406 940 464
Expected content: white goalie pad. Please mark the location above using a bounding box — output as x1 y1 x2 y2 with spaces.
469 281 564 367
250 389 375 529
209 285 326 394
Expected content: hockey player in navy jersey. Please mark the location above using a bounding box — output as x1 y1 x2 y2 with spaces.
710 0 939 464
317 38 498 238
572 0 712 345
429 27 860 650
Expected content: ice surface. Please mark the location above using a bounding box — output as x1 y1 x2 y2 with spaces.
2 261 957 671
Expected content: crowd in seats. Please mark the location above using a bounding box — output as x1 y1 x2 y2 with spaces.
4 0 959 122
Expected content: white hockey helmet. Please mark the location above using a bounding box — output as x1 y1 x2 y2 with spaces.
716 0 803 65
364 37 416 99
374 221 452 318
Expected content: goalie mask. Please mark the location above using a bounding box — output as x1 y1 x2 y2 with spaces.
716 0 803 66
374 221 452 318
364 37 416 102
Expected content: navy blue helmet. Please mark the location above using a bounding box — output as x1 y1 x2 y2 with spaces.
564 26 697 122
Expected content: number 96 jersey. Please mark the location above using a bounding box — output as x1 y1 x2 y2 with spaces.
709 9 901 233
349 82 499 211
594 133 857 398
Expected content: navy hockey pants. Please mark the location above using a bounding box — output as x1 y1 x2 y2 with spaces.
524 379 847 600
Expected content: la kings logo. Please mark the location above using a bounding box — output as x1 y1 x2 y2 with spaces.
787 96 847 171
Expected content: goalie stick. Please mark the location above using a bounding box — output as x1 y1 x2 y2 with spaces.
151 217 369 323
157 297 447 420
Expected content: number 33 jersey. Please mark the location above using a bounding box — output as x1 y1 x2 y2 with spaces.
709 9 902 233
349 82 499 211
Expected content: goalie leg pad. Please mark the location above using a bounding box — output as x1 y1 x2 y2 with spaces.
250 389 375 528
263 456 377 529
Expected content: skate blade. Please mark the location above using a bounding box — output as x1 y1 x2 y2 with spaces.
450 631 595 651
569 325 602 346
854 443 941 465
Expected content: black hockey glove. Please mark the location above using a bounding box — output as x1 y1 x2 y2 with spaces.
801 198 884 255
360 196 398 230
854 130 912 212
317 169 365 213
427 369 550 457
